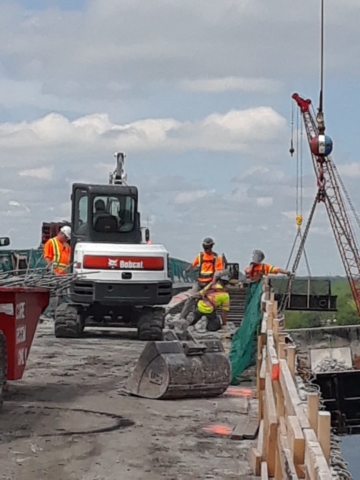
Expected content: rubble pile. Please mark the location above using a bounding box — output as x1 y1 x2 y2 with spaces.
314 356 353 373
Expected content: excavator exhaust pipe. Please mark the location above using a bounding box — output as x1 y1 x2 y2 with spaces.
127 330 230 400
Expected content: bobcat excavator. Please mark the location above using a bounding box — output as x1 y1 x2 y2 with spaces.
55 152 231 399
54 153 172 341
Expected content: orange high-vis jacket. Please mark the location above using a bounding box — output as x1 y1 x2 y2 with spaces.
245 263 279 282
191 251 224 284
44 237 71 275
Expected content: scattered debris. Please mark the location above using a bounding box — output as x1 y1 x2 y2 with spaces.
314 356 353 373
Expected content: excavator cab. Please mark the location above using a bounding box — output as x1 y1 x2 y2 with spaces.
71 183 142 250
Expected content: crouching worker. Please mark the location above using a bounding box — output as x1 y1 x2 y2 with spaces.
190 272 230 332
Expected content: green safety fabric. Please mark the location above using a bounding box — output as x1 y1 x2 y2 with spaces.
229 280 263 385
0 249 196 283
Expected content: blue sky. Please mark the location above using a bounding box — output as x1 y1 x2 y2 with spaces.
0 0 360 275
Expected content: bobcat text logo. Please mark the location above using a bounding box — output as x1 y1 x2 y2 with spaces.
108 259 118 269
120 260 144 269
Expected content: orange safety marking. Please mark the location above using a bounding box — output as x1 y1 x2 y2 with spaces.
203 424 232 436
224 386 254 398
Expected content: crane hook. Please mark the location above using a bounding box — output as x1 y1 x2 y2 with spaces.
290 138 295 157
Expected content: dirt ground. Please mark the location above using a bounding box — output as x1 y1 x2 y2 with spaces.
0 324 257 480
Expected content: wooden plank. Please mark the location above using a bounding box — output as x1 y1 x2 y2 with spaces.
272 299 278 317
264 373 277 476
266 305 274 330
231 417 250 440
307 393 319 435
304 429 332 480
317 411 331 465
244 415 259 439
286 345 296 379
279 359 310 429
287 415 305 478
257 419 265 457
260 346 267 388
278 342 286 360
261 461 269 480
251 447 262 476
261 314 268 335
273 318 280 344
278 417 299 479
266 330 279 381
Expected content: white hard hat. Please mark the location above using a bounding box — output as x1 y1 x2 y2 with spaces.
60 225 71 239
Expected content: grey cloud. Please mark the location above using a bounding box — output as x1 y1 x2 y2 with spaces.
0 0 359 104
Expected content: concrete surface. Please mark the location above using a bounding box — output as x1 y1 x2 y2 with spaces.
0 324 256 480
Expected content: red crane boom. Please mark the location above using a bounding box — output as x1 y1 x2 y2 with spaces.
292 93 360 316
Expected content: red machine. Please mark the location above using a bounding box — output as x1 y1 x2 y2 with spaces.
0 284 49 407
290 93 360 316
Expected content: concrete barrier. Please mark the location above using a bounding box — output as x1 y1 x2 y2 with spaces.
252 278 332 479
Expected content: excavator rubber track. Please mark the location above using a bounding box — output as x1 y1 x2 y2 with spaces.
127 330 230 400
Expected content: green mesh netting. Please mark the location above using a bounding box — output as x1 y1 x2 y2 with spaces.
229 280 263 385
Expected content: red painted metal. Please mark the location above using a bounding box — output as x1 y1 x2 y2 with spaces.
293 93 360 316
0 287 49 380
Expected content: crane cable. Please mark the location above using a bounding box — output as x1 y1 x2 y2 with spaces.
281 105 313 312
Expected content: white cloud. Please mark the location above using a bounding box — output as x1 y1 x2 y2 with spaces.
257 197 273 207
174 190 212 204
8 200 20 207
19 166 53 180
0 107 286 168
179 77 282 93
338 162 360 178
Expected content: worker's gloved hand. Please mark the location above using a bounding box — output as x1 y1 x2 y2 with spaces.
286 271 293 278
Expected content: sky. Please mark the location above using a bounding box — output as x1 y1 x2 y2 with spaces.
1 0 360 275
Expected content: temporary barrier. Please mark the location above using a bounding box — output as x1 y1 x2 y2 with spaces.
252 279 332 479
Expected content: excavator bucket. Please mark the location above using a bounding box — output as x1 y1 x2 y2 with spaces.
127 330 230 400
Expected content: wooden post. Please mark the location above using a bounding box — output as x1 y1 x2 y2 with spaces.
278 342 286 360
307 393 319 435
286 345 296 379
272 300 278 318
261 462 269 480
273 319 280 345
318 411 331 465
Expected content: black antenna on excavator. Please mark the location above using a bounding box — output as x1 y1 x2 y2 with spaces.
317 0 325 134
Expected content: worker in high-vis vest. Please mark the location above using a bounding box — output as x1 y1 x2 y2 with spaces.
190 272 230 332
244 250 291 283
44 226 71 275
180 237 224 320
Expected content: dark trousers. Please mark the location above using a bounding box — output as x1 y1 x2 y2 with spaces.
190 309 221 331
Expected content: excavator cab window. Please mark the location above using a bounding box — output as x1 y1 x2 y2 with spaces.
92 195 135 233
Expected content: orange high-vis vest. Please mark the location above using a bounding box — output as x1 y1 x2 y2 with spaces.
191 251 224 284
245 263 279 282
44 237 71 275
